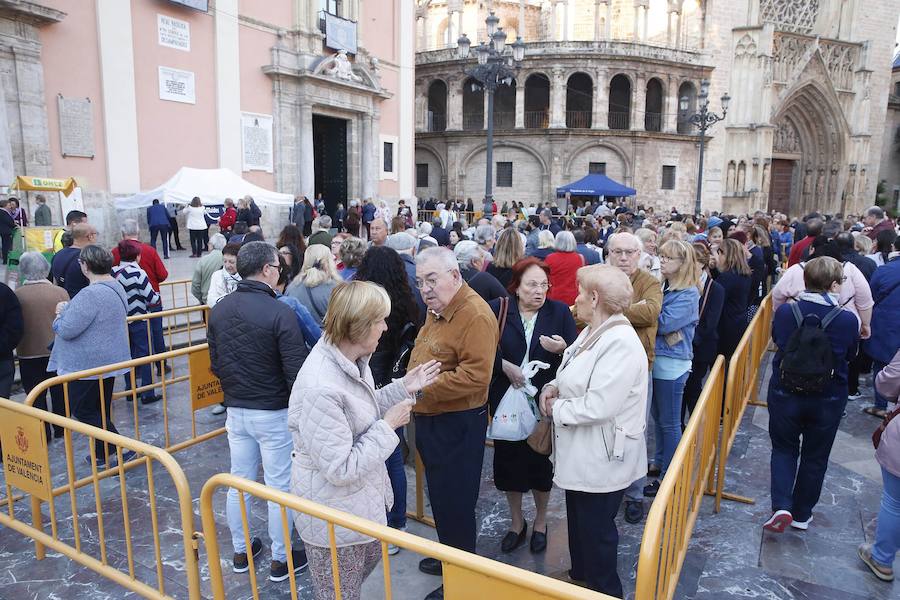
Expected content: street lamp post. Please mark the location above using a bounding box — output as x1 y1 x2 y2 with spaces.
456 12 525 217
680 79 730 216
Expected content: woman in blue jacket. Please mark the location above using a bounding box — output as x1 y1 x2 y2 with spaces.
712 238 752 361
682 242 725 428
645 240 700 497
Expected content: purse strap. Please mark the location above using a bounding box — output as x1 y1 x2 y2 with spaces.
497 295 509 340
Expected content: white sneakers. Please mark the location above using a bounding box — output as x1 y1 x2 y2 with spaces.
790 516 813 530
763 510 813 533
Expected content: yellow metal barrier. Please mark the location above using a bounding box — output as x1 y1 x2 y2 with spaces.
24 344 225 454
714 294 774 511
159 278 196 310
0 398 202 599
635 356 725 600
126 305 209 354
200 473 614 600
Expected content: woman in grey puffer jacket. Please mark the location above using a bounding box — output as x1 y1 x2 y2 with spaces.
288 281 439 600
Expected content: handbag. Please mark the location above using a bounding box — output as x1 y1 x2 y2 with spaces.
527 418 553 455
872 403 900 449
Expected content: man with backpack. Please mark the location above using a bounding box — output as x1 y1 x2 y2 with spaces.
763 256 859 534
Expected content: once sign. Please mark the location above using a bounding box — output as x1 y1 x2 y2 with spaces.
0 409 52 501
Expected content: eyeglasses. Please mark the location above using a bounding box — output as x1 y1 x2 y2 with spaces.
609 248 639 257
521 281 550 291
278 249 292 256
659 255 681 263
265 262 280 271
415 270 452 290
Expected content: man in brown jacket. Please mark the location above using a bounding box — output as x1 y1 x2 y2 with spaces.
407 247 498 600
607 232 662 524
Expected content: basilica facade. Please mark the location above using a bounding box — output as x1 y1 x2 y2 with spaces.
414 0 898 217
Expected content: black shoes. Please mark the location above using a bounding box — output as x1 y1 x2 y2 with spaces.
418 557 443 576
233 537 263 573
644 480 660 497
501 523 527 553
530 528 547 554
424 585 444 599
647 463 661 477
269 548 308 582
625 500 644 524
141 395 162 405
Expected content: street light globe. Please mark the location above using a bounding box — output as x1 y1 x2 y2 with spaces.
511 36 525 62
457 33 471 59
475 42 489 65
486 11 500 37
721 93 731 115
679 95 689 112
492 28 507 53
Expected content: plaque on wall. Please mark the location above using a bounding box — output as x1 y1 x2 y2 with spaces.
241 112 273 173
57 95 94 158
158 66 196 104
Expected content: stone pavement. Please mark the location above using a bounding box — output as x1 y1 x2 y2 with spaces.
0 251 896 599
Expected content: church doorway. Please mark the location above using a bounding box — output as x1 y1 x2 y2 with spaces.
768 159 795 215
313 115 348 216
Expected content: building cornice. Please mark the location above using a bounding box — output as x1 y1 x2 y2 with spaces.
0 0 64 25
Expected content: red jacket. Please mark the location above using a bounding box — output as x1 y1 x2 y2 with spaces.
545 251 585 306
787 235 815 267
112 242 168 295
219 207 237 232
866 218 896 241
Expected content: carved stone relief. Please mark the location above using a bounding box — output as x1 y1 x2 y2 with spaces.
761 0 819 34
773 119 801 154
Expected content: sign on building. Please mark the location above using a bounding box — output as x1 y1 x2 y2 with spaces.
189 349 224 411
158 14 191 51
57 96 95 158
241 112 274 173
158 66 196 104
0 409 52 501
324 13 358 55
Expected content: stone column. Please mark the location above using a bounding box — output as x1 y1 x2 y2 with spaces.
605 2 612 38
422 12 430 49
360 113 375 200
665 76 679 133
592 69 608 130
675 9 682 48
549 0 557 41
0 87 13 185
633 5 640 40
594 0 603 41
633 74 646 132
519 0 526 40
446 8 455 47
549 68 566 128
456 9 463 46
515 79 525 128
562 0 570 41
298 103 315 199
447 77 463 130
643 6 649 42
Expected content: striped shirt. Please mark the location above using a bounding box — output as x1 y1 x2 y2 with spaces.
113 262 160 316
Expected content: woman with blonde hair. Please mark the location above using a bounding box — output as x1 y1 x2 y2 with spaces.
487 227 525 288
286 244 343 325
635 228 661 280
532 229 556 260
289 281 440 600
712 238 752 361
644 240 700 497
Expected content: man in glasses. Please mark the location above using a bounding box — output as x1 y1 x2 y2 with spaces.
407 247 498 600
207 241 309 582
606 232 662 524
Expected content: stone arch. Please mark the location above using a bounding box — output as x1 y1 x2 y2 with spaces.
414 144 446 200
565 140 632 184
608 73 632 130
460 140 549 179
460 142 548 204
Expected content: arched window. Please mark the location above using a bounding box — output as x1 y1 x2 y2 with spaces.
524 73 550 128
566 72 593 128
493 78 516 129
677 82 697 134
645 78 663 132
462 77 484 130
608 74 631 130
427 80 447 132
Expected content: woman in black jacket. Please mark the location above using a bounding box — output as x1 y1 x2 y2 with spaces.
712 238 752 361
682 243 725 427
488 257 578 555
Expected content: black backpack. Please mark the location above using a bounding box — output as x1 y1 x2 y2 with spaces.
779 302 843 395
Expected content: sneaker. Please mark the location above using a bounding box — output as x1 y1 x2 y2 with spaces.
387 525 407 555
233 537 263 573
270 548 308 582
858 543 895 582
763 510 793 533
848 391 863 401
791 516 813 530
643 480 660 497
212 404 227 415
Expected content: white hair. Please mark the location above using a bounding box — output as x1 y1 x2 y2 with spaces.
474 224 495 245
454 240 485 268
554 230 577 252
607 232 643 252
416 221 433 237
209 233 227 251
121 218 140 237
19 251 51 281
415 246 459 272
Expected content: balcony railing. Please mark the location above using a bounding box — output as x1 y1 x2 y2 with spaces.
566 110 592 129
427 112 446 132
493 111 516 129
608 111 630 130
524 110 549 129
645 112 662 132
462 112 484 130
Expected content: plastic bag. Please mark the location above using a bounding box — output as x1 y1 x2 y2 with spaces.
488 360 550 441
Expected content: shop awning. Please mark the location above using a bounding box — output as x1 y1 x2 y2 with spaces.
10 176 78 196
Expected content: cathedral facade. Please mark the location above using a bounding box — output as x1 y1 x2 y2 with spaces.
414 0 898 217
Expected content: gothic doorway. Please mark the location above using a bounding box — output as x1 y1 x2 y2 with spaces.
313 115 348 215
768 159 795 214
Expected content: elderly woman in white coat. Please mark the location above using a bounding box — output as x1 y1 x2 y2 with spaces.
288 281 440 600
540 264 648 599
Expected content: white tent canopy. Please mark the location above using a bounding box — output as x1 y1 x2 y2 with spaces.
114 167 293 210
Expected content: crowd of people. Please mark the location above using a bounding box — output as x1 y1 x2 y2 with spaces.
1 192 899 598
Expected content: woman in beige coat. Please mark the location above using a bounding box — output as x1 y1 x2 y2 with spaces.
288 281 439 600
540 264 649 599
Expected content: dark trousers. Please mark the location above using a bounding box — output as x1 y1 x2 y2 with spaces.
0 358 14 398
189 229 205 256
385 427 407 529
148 304 167 368
414 406 487 553
123 321 154 400
565 488 626 598
767 381 845 522
69 378 118 459
168 216 183 249
682 359 713 427
149 225 170 258
20 356 65 437
0 233 12 264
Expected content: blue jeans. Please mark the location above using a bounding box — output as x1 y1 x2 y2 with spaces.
873 361 890 410
226 407 296 561
148 304 167 360
123 321 154 401
651 372 689 476
874 466 900 566
385 428 407 529
767 382 845 522
625 378 653 501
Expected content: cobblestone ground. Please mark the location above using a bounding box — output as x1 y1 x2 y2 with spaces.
0 253 895 599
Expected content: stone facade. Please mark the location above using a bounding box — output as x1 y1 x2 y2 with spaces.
877 58 900 213
416 0 898 217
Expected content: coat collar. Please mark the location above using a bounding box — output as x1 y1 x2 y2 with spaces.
430 282 472 321
236 279 276 298
318 339 371 382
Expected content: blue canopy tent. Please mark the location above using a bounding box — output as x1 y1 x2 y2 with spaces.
556 173 636 198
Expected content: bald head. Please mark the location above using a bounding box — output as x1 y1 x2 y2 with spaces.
71 223 98 248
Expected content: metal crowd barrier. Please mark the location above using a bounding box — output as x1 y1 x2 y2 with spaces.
24 344 225 454
200 473 613 600
0 397 202 599
713 294 773 511
159 278 196 310
126 305 209 354
634 357 726 600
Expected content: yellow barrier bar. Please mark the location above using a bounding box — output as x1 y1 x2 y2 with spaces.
0 398 202 600
635 356 726 600
158 278 195 309
200 473 614 600
714 295 773 512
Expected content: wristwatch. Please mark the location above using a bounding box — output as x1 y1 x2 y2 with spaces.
414 390 424 403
